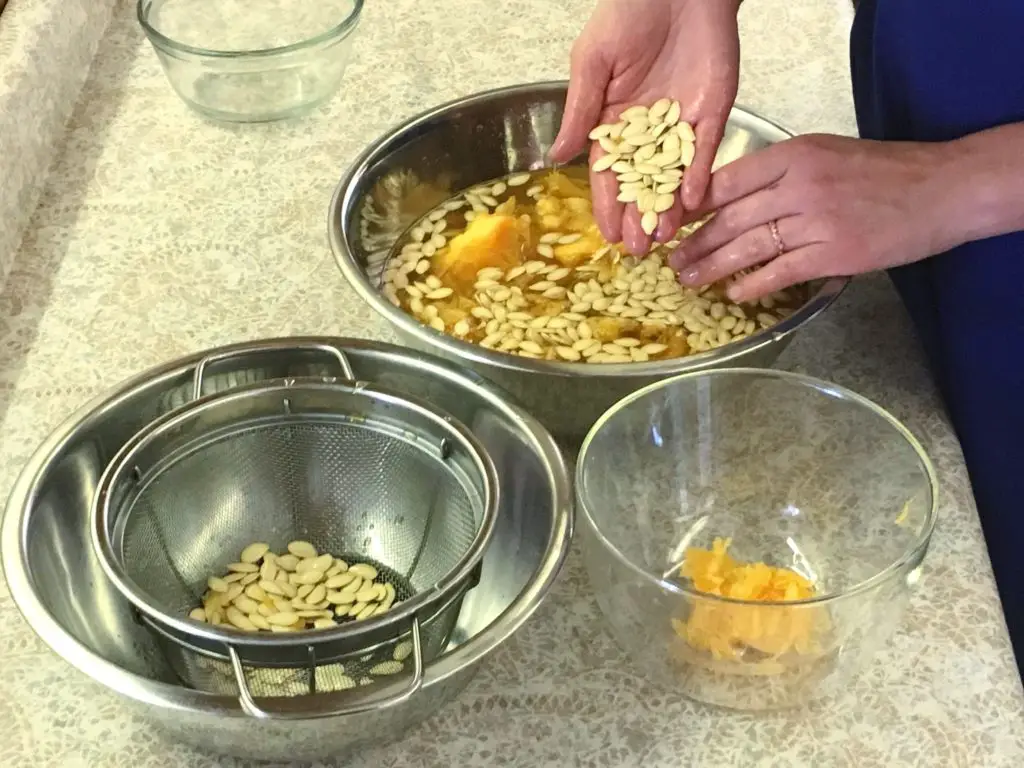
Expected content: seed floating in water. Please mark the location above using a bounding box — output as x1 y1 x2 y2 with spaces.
377 166 805 362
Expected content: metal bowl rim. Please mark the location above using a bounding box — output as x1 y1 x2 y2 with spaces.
137 0 364 59
1 336 573 718
328 79 849 379
574 366 939 607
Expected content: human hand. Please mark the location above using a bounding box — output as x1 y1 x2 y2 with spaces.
669 134 959 302
549 0 741 255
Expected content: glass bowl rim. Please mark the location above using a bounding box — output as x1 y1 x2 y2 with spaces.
575 367 939 607
137 0 364 59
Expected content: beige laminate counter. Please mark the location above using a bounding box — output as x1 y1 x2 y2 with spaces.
0 0 1022 765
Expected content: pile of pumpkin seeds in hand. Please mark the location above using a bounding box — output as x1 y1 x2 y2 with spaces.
589 98 695 236
190 541 401 633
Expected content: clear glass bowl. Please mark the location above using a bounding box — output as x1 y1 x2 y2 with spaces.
138 0 363 123
576 368 937 710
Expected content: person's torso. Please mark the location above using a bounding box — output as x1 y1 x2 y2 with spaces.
852 0 1024 142
849 0 1024 392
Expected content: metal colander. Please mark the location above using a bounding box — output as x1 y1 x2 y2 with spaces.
91 346 499 718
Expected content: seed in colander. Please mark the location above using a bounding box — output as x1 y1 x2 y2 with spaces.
259 559 277 582
207 576 229 593
227 607 257 632
325 572 356 589
339 575 363 594
307 584 327 605
354 586 378 603
245 584 266 601
326 560 348 577
258 579 285 596
225 584 244 602
355 604 377 621
188 608 206 622
275 554 299 571
223 572 245 584
313 618 337 630
295 569 324 586
348 563 378 580
297 553 333 573
381 582 397 611
370 661 404 676
267 612 300 627
276 579 298 598
227 562 258 573
326 589 356 605
348 601 368 617
240 542 269 563
271 596 292 613
232 595 260 614
287 541 317 559
393 641 413 662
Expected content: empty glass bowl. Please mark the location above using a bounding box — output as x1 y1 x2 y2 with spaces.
138 0 363 123
576 369 937 710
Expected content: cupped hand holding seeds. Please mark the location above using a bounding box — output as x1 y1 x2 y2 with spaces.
550 0 741 255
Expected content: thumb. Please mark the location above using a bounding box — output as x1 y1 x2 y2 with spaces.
680 117 727 210
550 44 611 164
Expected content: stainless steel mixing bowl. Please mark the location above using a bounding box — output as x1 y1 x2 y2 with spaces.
329 80 847 441
2 337 572 762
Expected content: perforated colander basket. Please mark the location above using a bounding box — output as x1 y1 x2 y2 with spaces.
91 344 498 718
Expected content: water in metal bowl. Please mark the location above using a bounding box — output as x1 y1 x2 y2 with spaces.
329 81 847 442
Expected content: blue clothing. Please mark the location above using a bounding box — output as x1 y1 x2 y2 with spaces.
851 0 1024 670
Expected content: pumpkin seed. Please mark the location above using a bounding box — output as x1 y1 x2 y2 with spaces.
349 563 379 580
240 542 269 564
369 661 404 676
287 541 317 559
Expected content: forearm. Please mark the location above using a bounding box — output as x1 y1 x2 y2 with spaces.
934 122 1024 249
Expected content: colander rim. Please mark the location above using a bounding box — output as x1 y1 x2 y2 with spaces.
89 375 500 659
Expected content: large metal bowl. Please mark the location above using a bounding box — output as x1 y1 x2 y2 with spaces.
329 80 847 441
1 337 572 762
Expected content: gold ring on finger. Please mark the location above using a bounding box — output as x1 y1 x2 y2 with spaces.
768 219 785 258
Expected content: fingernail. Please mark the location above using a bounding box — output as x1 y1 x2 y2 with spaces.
725 285 743 302
680 268 700 285
668 249 686 270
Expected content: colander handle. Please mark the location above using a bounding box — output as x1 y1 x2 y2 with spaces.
191 342 356 400
227 618 425 720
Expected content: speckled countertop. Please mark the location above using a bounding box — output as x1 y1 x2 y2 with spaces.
0 0 1022 766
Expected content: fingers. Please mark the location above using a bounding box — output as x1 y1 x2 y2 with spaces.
676 216 799 288
621 205 652 255
589 143 625 244
726 245 825 302
551 45 612 164
681 141 793 221
655 201 684 243
670 185 797 270
680 116 727 211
